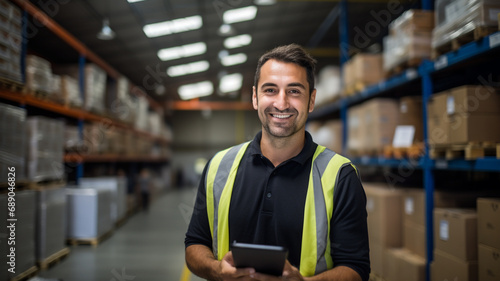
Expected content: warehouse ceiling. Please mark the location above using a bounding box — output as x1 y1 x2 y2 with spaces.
26 0 420 106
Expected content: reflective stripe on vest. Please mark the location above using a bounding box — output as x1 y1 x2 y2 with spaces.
206 142 354 277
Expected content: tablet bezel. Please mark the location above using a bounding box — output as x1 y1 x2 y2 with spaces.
231 242 288 276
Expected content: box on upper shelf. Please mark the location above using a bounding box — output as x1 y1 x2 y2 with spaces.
342 53 384 96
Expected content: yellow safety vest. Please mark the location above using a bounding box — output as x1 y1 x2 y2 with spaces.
205 141 356 277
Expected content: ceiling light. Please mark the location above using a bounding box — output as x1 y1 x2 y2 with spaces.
127 0 146 2
97 18 115 40
167 60 210 77
219 73 243 93
217 23 236 36
224 34 252 49
223 6 258 24
143 15 202 38
158 42 207 61
254 0 277 5
221 53 247 66
178 81 214 100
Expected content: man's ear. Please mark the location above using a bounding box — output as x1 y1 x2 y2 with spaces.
252 86 258 110
309 88 316 113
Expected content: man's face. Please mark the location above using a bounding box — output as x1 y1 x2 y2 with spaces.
252 59 316 139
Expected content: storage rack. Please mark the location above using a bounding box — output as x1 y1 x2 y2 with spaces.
309 1 500 280
0 0 171 184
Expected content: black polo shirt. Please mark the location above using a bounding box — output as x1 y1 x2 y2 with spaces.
185 131 370 281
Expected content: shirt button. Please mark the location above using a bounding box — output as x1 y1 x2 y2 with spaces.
266 192 272 198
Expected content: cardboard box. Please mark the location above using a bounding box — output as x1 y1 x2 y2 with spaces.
403 188 426 226
399 96 424 143
427 91 450 145
449 114 500 144
431 249 478 281
369 242 385 277
477 198 500 249
390 9 435 34
363 98 399 150
434 208 477 261
343 53 384 87
365 183 403 247
404 221 426 258
385 248 426 281
447 86 500 115
478 243 500 281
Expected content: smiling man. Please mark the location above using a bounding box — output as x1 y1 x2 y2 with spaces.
185 44 370 281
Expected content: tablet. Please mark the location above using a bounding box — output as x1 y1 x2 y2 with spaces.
231 242 288 276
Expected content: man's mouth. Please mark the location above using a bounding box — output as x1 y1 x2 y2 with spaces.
271 114 292 119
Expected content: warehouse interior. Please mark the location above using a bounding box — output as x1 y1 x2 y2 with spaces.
1 0 500 280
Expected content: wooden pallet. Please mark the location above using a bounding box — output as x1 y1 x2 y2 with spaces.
37 247 70 270
430 142 499 160
67 229 114 247
432 25 498 58
0 76 24 92
343 81 368 96
348 147 384 158
10 265 38 281
385 58 422 77
383 143 424 159
28 179 66 191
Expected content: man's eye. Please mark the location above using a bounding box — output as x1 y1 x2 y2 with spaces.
264 89 275 93
289 89 301 94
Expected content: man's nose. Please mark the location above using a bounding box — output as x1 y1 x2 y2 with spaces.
274 90 289 111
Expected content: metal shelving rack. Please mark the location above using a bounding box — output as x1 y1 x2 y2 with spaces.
311 1 500 280
1 0 170 184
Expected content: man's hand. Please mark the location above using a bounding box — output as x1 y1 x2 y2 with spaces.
218 251 257 281
250 260 304 281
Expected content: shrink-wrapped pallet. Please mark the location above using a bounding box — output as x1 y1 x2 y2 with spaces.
36 187 67 261
432 0 500 49
25 55 53 93
79 177 128 223
26 116 65 181
66 187 113 239
0 190 36 279
0 0 22 82
0 103 27 183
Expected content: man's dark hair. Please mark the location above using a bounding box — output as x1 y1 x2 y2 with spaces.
254 44 317 95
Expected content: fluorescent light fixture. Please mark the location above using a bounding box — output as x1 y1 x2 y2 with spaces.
223 6 258 24
219 73 243 93
224 34 252 49
254 0 277 5
221 53 247 66
158 42 207 61
143 15 202 38
178 81 214 100
167 60 210 77
128 0 146 3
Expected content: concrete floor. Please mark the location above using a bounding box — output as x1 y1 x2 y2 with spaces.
38 187 205 281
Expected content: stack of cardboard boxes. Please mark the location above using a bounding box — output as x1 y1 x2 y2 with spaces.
342 53 384 96
431 208 478 281
427 85 500 146
383 10 434 74
347 98 399 155
0 0 22 83
477 198 500 281
364 183 403 279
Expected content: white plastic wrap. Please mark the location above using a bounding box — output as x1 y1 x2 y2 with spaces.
26 116 65 181
79 176 128 223
0 103 27 183
66 187 113 239
84 64 107 114
25 55 53 93
315 65 341 107
36 187 67 261
432 0 500 48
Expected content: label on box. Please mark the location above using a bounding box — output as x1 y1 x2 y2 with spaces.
447 96 455 115
405 197 414 215
406 69 418 80
444 0 466 22
434 56 448 70
393 125 415 148
366 197 375 212
401 103 408 113
440 219 449 241
490 33 500 49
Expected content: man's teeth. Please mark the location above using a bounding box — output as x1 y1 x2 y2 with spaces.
272 114 291 119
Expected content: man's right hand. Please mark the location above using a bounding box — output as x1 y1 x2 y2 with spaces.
217 251 257 281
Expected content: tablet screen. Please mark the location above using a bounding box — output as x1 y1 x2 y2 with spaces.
231 242 288 276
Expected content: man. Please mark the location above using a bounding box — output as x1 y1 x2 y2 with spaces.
185 44 370 281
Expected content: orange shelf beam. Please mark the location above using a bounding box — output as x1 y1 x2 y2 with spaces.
168 100 255 111
64 154 169 163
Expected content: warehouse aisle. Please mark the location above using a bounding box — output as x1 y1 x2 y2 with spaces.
38 187 205 281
